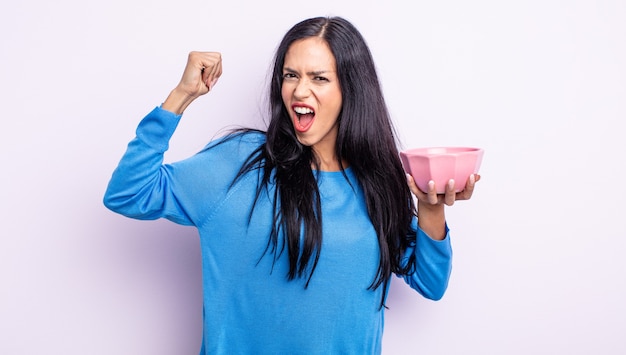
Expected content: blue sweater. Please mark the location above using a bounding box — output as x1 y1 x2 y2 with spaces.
103 107 453 354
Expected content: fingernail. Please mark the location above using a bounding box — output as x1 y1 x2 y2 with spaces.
469 174 475 184
428 180 435 190
210 77 219 88
448 179 455 188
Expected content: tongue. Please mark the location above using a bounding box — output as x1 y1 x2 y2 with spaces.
298 113 314 128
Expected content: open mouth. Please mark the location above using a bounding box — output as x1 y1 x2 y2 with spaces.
293 105 315 132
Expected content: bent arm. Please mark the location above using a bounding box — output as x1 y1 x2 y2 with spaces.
104 51 226 225
400 219 453 300
103 107 194 226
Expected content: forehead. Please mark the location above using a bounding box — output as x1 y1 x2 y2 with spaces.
283 37 336 70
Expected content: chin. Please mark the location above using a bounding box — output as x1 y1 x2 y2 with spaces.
295 136 314 147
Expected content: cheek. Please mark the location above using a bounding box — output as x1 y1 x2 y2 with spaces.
329 85 342 104
329 93 343 117
281 88 288 104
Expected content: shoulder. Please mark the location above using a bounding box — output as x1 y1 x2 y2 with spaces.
203 130 266 153
189 130 266 168
211 129 265 146
171 130 266 183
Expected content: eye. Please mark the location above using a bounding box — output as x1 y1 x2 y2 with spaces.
313 76 329 82
282 72 297 80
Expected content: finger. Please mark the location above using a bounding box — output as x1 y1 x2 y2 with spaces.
195 53 220 88
182 52 212 93
203 53 222 89
203 62 216 88
189 51 210 76
210 59 222 89
427 180 438 205
214 55 223 78
201 62 214 88
202 66 212 89
444 179 456 206
457 174 476 200
407 174 429 203
406 174 419 195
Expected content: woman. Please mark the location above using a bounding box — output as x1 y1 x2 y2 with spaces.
104 16 479 354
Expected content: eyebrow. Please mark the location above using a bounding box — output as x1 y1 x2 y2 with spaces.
283 67 334 76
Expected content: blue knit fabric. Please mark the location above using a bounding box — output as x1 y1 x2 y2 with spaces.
104 106 453 354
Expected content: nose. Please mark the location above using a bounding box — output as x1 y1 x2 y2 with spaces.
293 78 311 99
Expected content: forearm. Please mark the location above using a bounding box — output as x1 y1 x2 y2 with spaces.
401 220 452 300
162 87 197 115
417 201 446 240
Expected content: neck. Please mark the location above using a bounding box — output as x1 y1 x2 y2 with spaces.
312 152 348 172
310 131 344 171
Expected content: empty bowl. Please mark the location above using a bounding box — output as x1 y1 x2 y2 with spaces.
399 147 484 194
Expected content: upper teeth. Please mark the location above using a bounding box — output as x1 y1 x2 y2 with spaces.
294 107 313 114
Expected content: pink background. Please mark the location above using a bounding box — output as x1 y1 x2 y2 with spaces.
2 1 625 354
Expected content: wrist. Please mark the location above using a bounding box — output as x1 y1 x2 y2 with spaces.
162 87 196 115
417 201 446 240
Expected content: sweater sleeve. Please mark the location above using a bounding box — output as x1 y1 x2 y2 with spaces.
399 218 453 300
102 106 198 225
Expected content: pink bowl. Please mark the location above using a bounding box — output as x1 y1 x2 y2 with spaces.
400 147 484 194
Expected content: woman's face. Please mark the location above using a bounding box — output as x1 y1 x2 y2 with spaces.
281 37 343 164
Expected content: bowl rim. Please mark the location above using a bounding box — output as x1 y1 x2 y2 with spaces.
400 146 484 157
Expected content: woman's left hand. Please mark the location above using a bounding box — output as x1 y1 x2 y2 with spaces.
407 174 481 207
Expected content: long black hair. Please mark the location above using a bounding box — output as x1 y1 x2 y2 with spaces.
234 16 417 307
